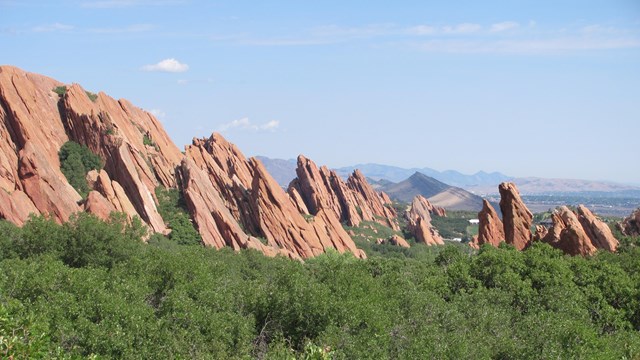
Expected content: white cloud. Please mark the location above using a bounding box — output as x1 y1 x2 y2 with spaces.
32 23 74 32
89 23 154 33
442 23 482 34
218 117 280 132
148 108 166 118
141 58 189 73
490 21 519 33
416 37 640 54
407 25 436 36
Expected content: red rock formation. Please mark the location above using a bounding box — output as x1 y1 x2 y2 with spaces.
405 195 444 246
539 206 597 256
84 191 116 221
379 234 410 248
289 156 398 231
347 169 399 230
182 135 366 259
576 205 618 252
499 182 532 250
618 208 640 237
1 65 369 260
474 199 505 247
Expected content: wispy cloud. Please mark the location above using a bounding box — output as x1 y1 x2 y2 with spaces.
89 23 154 33
218 118 280 132
442 23 482 34
490 21 519 33
415 37 640 54
218 20 639 54
141 58 189 72
32 23 74 32
148 108 166 118
80 0 183 8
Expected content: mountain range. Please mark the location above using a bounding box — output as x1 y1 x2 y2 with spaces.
258 157 639 196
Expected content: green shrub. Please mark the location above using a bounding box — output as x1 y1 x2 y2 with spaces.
155 186 201 245
85 91 98 102
58 141 103 198
52 86 67 96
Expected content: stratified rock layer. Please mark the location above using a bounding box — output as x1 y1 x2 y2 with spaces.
471 199 504 248
499 182 532 250
405 195 444 246
0 65 366 260
288 155 398 230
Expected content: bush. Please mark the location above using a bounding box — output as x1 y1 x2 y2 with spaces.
155 186 201 245
58 141 103 198
52 86 67 96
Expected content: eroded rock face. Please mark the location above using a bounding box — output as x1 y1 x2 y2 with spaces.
540 206 597 256
405 195 444 246
618 208 640 237
0 65 368 260
182 136 365 259
499 182 532 250
474 199 504 248
289 155 398 231
576 205 618 252
537 205 619 256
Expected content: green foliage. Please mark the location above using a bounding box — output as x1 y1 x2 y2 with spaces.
0 213 639 358
155 186 202 245
431 210 478 241
58 141 103 198
52 86 67 96
85 91 98 102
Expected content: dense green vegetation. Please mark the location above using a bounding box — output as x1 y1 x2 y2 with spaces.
52 86 67 97
430 210 478 241
1 212 640 359
58 141 103 198
154 186 201 246
85 91 98 102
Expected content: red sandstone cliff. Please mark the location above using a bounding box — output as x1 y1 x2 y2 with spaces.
0 65 365 259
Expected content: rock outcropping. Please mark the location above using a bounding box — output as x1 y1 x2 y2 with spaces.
499 182 533 250
405 195 444 246
618 208 640 237
475 182 619 256
288 155 398 230
0 65 366 260
536 206 618 256
470 199 504 248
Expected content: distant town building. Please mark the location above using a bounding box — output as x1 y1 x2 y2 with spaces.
451 238 462 242
468 219 480 224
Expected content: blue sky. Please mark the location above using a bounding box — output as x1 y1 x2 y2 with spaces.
2 0 639 183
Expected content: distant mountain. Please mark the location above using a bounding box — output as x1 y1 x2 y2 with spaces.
255 156 297 187
335 163 511 188
466 177 640 195
381 172 485 211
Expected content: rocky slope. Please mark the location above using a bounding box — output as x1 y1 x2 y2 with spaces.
474 182 619 256
404 195 444 246
0 65 366 259
288 155 399 231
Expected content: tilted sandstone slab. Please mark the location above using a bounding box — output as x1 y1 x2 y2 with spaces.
540 206 597 256
474 199 504 247
576 205 618 252
405 195 444 246
499 182 532 250
289 155 398 231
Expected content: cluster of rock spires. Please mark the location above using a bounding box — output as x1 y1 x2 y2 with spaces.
471 182 619 256
0 65 371 260
1 66 630 260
